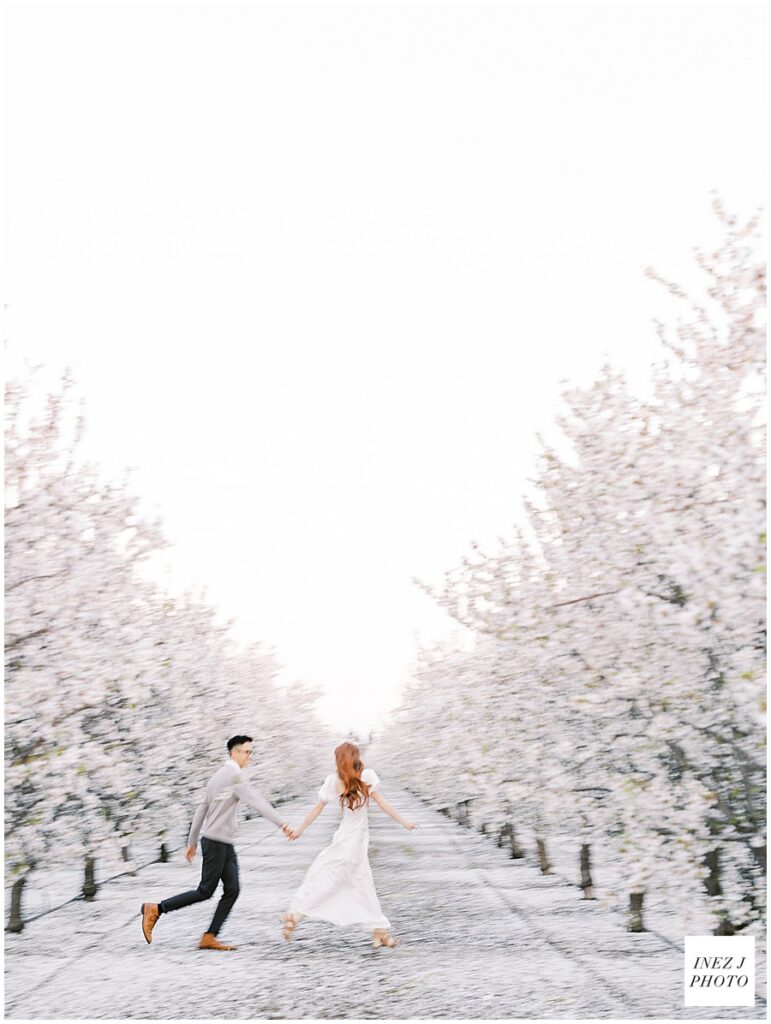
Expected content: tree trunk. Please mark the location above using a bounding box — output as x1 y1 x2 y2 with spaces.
714 917 736 936
702 848 737 934
121 845 136 875
580 843 595 899
511 823 524 856
159 843 169 863
628 891 646 932
83 857 98 901
536 837 551 874
498 823 525 859
703 848 722 897
750 843 766 875
509 825 525 859
456 801 470 827
6 877 25 933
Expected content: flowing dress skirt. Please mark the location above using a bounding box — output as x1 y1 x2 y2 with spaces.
288 806 390 931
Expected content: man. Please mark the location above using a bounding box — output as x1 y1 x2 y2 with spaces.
140 734 294 951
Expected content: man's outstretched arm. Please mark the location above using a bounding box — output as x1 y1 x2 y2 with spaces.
235 779 290 832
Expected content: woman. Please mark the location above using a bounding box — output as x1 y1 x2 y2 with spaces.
281 742 416 948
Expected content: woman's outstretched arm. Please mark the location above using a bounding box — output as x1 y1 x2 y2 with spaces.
371 791 417 830
291 799 327 839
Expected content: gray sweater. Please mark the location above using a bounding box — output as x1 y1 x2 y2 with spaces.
188 760 285 847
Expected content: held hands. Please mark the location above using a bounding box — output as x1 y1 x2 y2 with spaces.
281 823 300 841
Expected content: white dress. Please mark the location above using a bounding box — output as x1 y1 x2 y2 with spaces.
288 767 391 931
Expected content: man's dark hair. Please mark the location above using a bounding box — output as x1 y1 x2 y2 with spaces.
227 734 253 752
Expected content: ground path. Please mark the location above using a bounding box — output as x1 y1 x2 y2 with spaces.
4 785 766 1019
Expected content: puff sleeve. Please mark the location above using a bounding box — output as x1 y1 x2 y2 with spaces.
362 767 381 792
318 773 339 803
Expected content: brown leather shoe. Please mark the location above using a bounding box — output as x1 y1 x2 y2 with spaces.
199 932 238 951
140 902 160 944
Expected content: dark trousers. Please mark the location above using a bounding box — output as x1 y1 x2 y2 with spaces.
159 837 239 936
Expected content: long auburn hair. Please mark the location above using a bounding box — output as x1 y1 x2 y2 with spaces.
335 742 370 811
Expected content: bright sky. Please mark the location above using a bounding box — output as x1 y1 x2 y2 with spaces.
4 2 765 735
